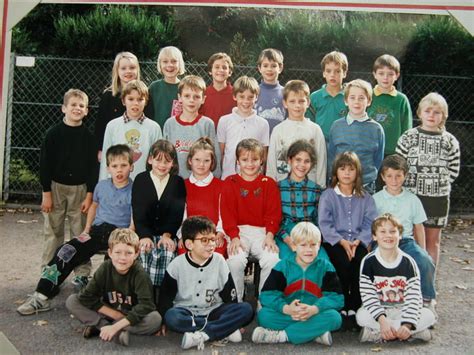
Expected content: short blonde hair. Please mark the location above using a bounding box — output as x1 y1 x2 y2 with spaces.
108 228 140 252
178 75 206 95
110 52 141 96
321 51 348 73
157 46 185 76
373 54 400 74
371 213 403 236
207 52 234 73
257 48 284 67
290 222 321 245
417 92 449 129
121 80 149 104
283 80 310 101
236 138 265 161
233 76 260 96
344 79 373 103
63 89 88 107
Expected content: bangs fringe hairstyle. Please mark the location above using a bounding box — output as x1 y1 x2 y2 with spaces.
178 75 207 95
63 89 88 107
344 79 373 103
207 52 234 74
257 48 284 67
380 154 408 176
417 92 449 129
331 151 364 197
371 213 404 236
290 221 322 245
157 46 185 76
373 54 400 74
321 51 348 73
286 139 317 170
110 52 140 96
233 75 260 96
121 80 149 103
235 138 265 161
108 228 140 252
147 139 179 175
283 80 310 101
106 144 134 166
186 137 217 172
181 216 216 244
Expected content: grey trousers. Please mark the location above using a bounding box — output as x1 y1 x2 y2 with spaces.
66 294 162 335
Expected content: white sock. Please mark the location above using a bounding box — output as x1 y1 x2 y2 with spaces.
280 330 288 342
34 291 48 300
348 310 356 316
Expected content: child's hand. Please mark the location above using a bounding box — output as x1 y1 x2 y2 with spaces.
177 239 184 251
80 196 93 214
100 324 119 341
297 304 319 321
339 239 353 260
396 324 412 341
228 238 243 256
41 192 53 213
350 239 361 256
216 232 225 248
263 233 279 253
97 150 102 163
379 316 397 341
155 325 167 336
283 236 295 250
283 299 301 319
140 238 154 253
157 235 176 252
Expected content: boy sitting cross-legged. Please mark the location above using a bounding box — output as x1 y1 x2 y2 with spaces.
357 214 436 343
66 229 161 347
252 222 343 346
158 216 253 350
17 145 135 316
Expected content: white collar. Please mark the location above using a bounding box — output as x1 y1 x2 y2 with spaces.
189 172 214 187
346 112 370 125
334 185 354 197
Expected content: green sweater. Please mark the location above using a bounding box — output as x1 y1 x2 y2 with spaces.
78 260 155 326
148 79 179 129
368 88 412 155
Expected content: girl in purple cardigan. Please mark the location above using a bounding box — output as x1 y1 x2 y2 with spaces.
318 151 377 332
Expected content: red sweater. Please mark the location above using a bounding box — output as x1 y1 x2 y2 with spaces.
221 174 282 239
184 177 222 224
199 83 236 128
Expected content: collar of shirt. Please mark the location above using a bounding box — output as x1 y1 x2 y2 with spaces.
346 112 370 125
373 85 397 97
189 172 214 187
149 171 170 198
381 185 405 199
288 177 309 187
232 107 257 122
123 112 145 124
334 184 354 197
322 84 344 98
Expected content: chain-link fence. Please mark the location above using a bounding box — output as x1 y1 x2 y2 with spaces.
4 56 473 212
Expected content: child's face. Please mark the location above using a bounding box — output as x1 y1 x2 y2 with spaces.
62 96 88 126
211 59 232 85
185 232 216 264
419 104 444 132
234 89 258 117
336 164 357 186
179 86 205 114
373 66 399 92
237 150 262 181
189 149 213 180
381 168 405 195
108 242 138 275
323 62 346 89
107 155 133 186
288 151 312 182
373 221 401 251
122 89 146 119
118 58 138 85
293 238 319 268
283 90 309 120
148 153 174 179
160 55 180 81
258 58 282 84
345 86 370 118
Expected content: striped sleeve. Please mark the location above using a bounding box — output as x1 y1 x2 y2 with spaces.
401 255 422 328
395 131 410 158
359 253 386 321
447 133 461 184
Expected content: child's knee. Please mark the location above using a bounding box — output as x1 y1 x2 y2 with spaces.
226 252 247 271
259 252 280 270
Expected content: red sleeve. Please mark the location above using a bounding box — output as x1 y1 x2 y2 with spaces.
263 177 282 235
221 176 241 239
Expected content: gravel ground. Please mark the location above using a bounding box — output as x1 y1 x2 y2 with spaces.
1 208 473 354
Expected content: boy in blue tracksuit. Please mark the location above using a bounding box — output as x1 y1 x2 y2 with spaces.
252 222 343 346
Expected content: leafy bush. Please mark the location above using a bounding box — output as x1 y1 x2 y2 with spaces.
53 6 179 59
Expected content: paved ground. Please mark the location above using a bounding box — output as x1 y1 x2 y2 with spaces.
1 208 473 354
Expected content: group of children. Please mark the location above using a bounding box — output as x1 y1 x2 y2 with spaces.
16 45 461 349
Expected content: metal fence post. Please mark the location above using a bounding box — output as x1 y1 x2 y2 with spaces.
2 53 15 201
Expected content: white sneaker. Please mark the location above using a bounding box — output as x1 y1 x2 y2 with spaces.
252 327 286 344
17 292 51 315
359 327 381 343
315 331 333 346
181 331 209 350
412 329 432 342
227 329 242 343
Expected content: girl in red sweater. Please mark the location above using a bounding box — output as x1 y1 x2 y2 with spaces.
177 137 227 256
221 138 282 301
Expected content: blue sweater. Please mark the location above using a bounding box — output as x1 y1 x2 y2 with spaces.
328 117 385 185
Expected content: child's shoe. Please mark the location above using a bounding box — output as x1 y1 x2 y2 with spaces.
251 327 287 343
71 276 89 291
359 326 381 343
17 292 50 315
181 331 209 350
226 329 242 343
315 331 333 346
83 325 101 339
411 329 432 342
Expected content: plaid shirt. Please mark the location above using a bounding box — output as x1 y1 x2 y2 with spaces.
123 111 145 124
140 235 176 286
276 177 323 241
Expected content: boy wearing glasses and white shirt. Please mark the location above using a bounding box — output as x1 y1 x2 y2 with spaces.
158 216 254 350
